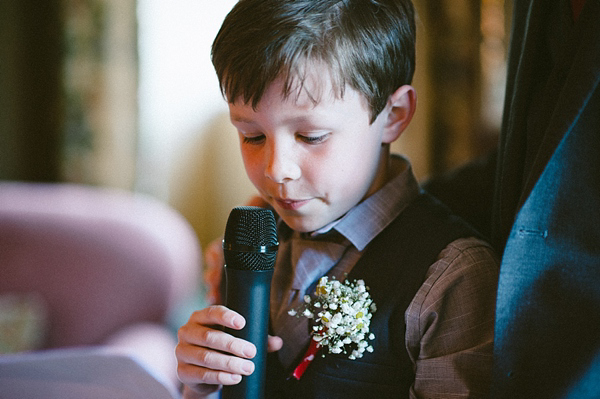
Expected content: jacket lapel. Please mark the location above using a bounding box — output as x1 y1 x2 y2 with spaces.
518 0 600 207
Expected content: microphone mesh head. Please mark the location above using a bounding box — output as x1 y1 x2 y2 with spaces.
223 206 278 271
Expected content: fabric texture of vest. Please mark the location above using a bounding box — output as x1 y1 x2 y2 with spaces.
265 192 481 399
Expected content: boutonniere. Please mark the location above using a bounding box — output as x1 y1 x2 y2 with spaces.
288 276 377 379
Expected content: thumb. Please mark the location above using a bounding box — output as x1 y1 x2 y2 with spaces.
267 335 283 352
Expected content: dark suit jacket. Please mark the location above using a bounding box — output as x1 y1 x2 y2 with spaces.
491 0 600 397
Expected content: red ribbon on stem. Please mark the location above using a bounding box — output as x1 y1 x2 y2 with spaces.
291 338 321 380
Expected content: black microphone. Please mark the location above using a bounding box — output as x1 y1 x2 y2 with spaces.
222 206 278 399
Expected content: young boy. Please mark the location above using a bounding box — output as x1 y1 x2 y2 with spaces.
176 0 499 398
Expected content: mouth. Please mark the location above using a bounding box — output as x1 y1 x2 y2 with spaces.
274 198 311 211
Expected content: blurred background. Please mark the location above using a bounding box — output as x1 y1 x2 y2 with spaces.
0 0 512 253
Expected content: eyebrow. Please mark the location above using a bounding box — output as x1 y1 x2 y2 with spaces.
231 114 319 127
230 115 254 124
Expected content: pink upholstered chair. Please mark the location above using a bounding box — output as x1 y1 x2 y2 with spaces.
0 181 201 388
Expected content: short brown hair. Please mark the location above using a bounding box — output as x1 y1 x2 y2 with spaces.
212 0 416 122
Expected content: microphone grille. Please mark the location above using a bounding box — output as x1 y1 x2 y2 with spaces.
223 206 278 271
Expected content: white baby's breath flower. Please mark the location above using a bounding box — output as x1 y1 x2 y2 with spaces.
289 276 377 360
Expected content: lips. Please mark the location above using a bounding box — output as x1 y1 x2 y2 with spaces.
275 198 311 211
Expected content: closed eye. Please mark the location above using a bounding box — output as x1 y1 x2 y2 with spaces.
242 134 265 145
298 133 330 145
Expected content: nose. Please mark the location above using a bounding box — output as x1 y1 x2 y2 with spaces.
264 139 301 183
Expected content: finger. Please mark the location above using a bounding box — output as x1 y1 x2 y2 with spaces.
191 305 245 330
184 306 254 358
178 360 245 387
205 238 225 270
178 322 256 359
176 342 255 377
267 335 283 352
204 267 223 305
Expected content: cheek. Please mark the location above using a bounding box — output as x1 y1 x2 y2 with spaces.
241 148 264 186
304 152 363 192
327 141 382 191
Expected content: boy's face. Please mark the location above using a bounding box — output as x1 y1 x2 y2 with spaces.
228 66 392 233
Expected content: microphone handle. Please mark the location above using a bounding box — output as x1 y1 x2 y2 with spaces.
222 267 274 399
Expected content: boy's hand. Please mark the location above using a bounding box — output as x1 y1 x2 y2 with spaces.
176 305 283 398
203 238 226 305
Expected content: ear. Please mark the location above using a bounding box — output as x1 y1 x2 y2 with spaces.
382 85 417 144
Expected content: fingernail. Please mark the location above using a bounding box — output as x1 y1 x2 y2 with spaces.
243 345 255 358
232 315 244 329
242 361 255 374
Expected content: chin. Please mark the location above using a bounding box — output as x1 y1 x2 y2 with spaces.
279 214 324 234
